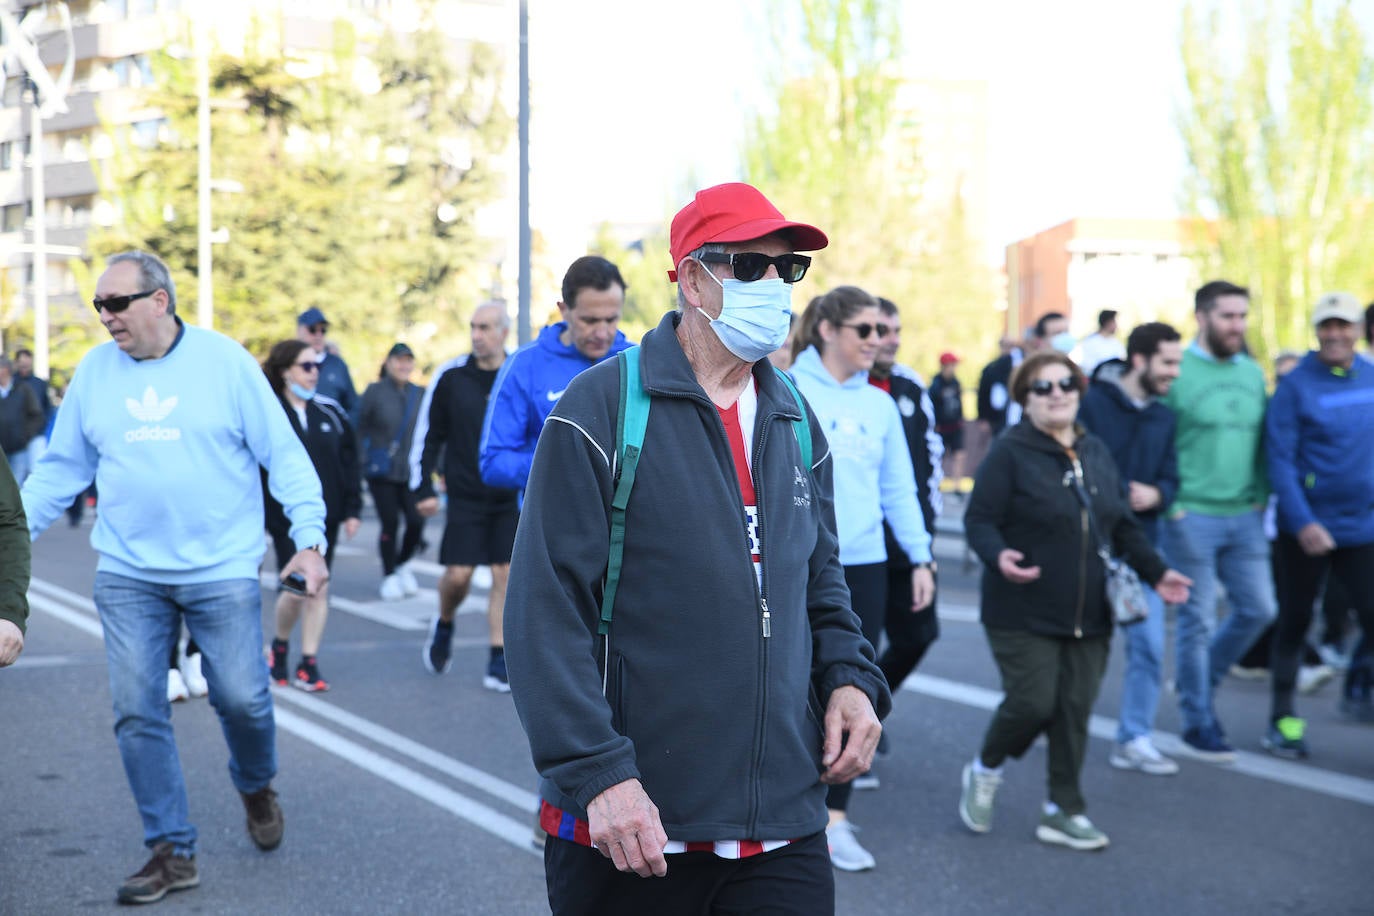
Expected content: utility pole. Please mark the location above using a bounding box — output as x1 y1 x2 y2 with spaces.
196 0 213 329
517 0 531 345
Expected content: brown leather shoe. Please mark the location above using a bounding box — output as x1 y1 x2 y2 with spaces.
240 785 284 851
116 842 199 904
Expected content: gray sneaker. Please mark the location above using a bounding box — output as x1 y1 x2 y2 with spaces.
825 819 876 871
1108 736 1179 776
116 842 199 904
1036 811 1109 851
958 762 1001 834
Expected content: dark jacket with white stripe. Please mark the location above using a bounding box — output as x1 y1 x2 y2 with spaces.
881 365 943 563
504 310 891 843
264 395 362 535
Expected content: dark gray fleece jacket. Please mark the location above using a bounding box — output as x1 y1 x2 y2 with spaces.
504 310 891 843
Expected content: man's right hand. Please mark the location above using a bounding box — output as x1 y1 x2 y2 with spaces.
416 497 440 518
586 779 668 878
1297 522 1336 557
0 619 25 667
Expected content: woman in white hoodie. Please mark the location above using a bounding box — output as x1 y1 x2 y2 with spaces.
790 285 935 872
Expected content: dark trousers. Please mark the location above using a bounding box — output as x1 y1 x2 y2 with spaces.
978 628 1110 816
826 563 885 814
543 832 833 916
367 478 425 575
877 561 939 690
1271 536 1374 720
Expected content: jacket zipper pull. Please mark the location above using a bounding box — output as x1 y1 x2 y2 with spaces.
761 597 772 638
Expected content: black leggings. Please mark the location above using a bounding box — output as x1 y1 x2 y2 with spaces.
878 560 939 691
368 478 426 575
1271 536 1374 720
827 562 886 814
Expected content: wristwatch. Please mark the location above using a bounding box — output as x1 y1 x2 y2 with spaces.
914 561 937 573
302 543 327 556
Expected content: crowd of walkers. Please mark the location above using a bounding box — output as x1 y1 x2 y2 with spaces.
2 184 1371 910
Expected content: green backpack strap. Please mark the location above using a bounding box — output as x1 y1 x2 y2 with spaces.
773 366 813 470
600 347 648 636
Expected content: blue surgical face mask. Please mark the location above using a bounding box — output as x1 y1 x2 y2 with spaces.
1051 331 1077 354
289 382 316 401
695 259 793 362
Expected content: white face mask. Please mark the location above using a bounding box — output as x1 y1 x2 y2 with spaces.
695 260 793 362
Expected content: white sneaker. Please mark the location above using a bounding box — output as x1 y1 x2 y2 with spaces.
1298 664 1335 695
825 820 875 871
167 667 189 703
379 573 405 601
397 563 419 597
852 771 880 791
180 653 209 698
1108 736 1179 775
1317 644 1351 671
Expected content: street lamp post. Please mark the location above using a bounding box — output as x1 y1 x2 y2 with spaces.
196 0 213 329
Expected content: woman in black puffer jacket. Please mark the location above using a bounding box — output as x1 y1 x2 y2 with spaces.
956 350 1191 852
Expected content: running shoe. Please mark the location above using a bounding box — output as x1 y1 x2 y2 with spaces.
825 820 876 871
483 651 511 693
1261 716 1309 759
1297 664 1335 695
379 573 405 601
293 657 329 693
268 639 290 686
1179 725 1236 764
167 667 189 703
116 842 198 905
852 769 881 791
181 652 209 699
423 617 455 675
397 563 419 597
1108 736 1179 775
958 761 1001 833
1036 811 1109 851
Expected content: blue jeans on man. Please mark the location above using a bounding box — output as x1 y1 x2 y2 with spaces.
1162 509 1277 735
94 573 276 856
1115 584 1166 744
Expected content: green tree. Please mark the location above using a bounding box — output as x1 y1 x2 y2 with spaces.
1179 0 1374 364
741 0 996 372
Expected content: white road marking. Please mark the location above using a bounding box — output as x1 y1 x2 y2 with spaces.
900 672 1374 807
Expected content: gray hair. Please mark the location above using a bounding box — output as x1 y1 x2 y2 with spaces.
108 250 177 316
475 299 511 329
675 242 728 311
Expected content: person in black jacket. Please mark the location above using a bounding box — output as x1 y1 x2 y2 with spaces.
958 350 1190 852
261 340 362 692
1077 322 1183 776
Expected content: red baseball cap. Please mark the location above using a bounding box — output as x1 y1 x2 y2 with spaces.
667 182 828 281
939 352 959 365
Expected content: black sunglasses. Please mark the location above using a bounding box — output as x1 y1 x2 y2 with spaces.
1029 377 1079 396
841 322 892 340
292 361 320 372
697 252 812 284
92 289 159 315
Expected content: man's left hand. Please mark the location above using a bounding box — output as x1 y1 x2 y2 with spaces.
1128 482 1162 513
820 685 881 785
0 619 24 667
280 548 330 596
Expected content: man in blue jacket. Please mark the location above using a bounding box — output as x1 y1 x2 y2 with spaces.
1265 292 1374 749
505 183 887 914
478 256 631 490
1077 322 1182 775
22 251 328 904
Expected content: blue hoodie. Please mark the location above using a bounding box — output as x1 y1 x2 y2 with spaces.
22 324 325 583
790 347 931 566
479 321 631 489
1265 351 1374 545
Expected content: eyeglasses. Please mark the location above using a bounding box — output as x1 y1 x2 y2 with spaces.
92 289 159 315
696 252 812 284
1028 377 1079 396
305 324 327 335
293 361 320 372
841 322 893 340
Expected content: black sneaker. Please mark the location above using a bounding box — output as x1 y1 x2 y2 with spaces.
423 617 454 675
293 657 329 693
240 785 284 851
116 842 199 904
483 650 511 693
268 639 289 686
1179 724 1236 764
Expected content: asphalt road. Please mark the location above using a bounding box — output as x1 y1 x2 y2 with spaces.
2 498 1370 915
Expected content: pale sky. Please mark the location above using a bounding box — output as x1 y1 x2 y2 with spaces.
524 0 1369 269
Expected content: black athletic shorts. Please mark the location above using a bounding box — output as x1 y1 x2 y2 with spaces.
270 522 340 577
441 502 519 567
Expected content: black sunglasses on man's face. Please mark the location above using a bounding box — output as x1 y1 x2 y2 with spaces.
697 252 812 284
92 289 159 315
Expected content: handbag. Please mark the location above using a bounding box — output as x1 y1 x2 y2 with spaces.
364 387 419 479
1066 454 1150 626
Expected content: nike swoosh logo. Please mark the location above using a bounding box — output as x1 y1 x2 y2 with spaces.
547 388 566 401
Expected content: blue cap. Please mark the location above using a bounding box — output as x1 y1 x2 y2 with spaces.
297 307 328 327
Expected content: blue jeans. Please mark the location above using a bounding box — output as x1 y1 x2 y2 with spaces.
94 573 276 856
1162 510 1277 733
1116 585 1165 744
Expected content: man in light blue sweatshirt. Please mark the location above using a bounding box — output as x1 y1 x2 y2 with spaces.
21 251 328 906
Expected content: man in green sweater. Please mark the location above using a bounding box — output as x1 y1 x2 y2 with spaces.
0 450 29 667
1162 280 1276 763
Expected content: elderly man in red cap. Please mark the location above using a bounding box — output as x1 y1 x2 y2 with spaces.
504 183 889 914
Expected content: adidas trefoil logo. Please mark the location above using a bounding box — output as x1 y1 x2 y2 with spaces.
125 386 182 442
127 387 178 422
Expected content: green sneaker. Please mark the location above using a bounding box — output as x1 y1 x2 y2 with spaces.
1036 811 1109 851
1261 716 1310 759
958 762 1001 834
